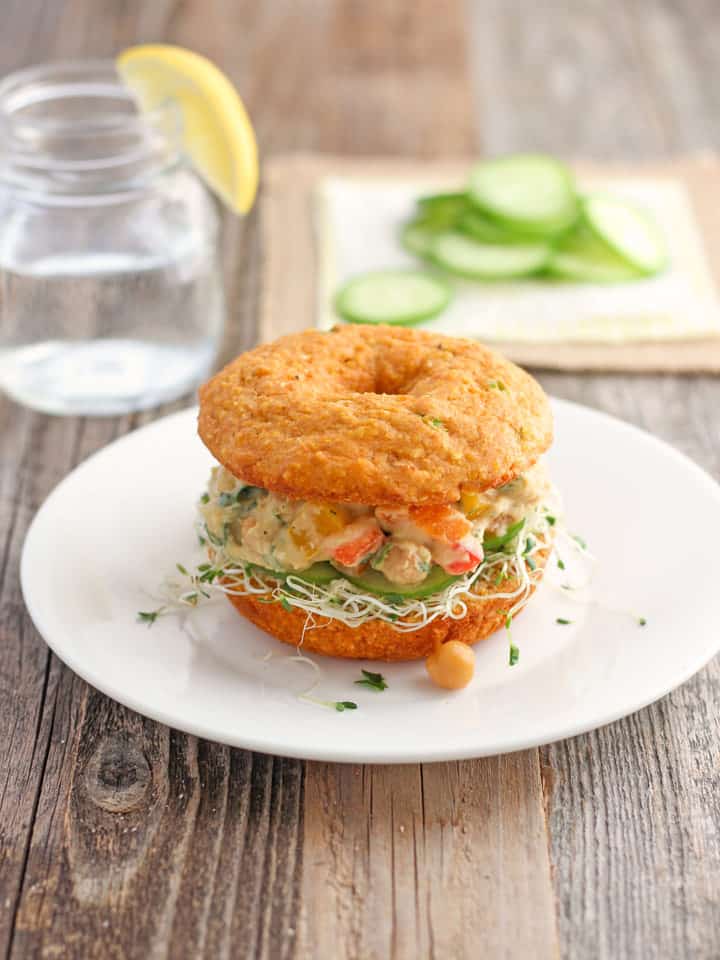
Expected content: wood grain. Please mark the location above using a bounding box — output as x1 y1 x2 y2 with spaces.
465 1 720 957
0 2 557 960
3 0 720 958
301 757 557 959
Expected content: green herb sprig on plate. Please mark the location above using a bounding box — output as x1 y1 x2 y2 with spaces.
355 669 388 692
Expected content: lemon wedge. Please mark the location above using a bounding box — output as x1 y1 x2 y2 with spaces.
116 44 258 214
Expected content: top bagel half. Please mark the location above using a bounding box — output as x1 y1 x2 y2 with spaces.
198 325 553 505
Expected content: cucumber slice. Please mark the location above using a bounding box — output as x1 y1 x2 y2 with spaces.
334 270 452 326
400 220 436 258
468 154 579 235
459 210 535 245
252 560 460 600
431 231 552 279
417 191 469 227
547 226 644 283
344 563 460 600
583 194 667 275
250 561 341 586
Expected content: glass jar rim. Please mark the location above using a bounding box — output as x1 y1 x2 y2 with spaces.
0 59 184 199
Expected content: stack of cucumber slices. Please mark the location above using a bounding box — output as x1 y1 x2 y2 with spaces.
334 154 668 327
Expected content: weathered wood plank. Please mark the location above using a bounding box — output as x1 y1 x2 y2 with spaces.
537 373 720 960
300 756 558 960
465 0 720 956
0 407 88 959
5 0 720 957
11 690 305 960
1 3 558 960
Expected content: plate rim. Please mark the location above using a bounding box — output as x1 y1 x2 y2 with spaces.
20 398 720 763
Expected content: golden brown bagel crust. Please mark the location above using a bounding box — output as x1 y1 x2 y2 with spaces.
224 545 551 661
198 325 552 505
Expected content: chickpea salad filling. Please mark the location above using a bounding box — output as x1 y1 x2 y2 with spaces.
190 462 561 633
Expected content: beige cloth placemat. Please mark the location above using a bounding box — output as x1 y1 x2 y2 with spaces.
261 153 720 372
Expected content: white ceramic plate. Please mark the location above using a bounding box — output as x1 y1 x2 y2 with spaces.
21 401 720 763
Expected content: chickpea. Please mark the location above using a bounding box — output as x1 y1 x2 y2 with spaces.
425 640 475 690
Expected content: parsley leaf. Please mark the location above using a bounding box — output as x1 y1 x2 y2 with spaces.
137 608 164 627
354 669 388 692
334 701 358 712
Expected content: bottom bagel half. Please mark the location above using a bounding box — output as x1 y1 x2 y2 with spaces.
224 544 551 661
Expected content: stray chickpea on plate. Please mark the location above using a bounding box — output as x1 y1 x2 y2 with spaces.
168 324 562 693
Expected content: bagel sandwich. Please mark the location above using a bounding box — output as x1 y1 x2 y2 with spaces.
196 325 558 664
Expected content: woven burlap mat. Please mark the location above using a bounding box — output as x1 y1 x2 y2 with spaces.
261 153 720 372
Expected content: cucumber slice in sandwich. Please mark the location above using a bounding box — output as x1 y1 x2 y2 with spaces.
250 561 341 586
344 563 460 599
335 269 452 325
252 560 459 600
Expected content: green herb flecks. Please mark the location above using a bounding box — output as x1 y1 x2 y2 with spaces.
546 514 556 526
505 612 519 666
279 596 293 612
557 558 565 570
418 413 446 430
204 524 228 548
483 519 525 553
302 694 358 712
355 669 388 692
371 542 392 570
488 379 507 391
176 563 189 576
200 492 210 504
198 566 224 584
638 617 647 627
137 608 165 627
556 618 572 625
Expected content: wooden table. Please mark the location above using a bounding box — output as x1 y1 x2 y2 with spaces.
2 2 719 957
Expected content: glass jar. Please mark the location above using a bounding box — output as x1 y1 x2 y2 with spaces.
0 60 225 415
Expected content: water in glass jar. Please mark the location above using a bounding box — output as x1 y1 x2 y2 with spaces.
0 245 224 416
0 61 226 416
